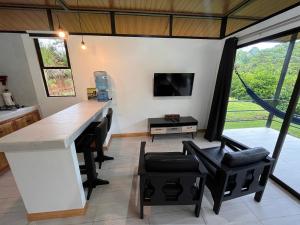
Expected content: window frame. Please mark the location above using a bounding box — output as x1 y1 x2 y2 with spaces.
34 37 76 97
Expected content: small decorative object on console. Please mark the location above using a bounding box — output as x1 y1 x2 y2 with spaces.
164 114 180 122
87 88 97 100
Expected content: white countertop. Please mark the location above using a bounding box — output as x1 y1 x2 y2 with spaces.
0 101 108 152
0 106 38 123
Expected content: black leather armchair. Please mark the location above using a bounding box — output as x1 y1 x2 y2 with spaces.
186 136 274 214
138 141 207 219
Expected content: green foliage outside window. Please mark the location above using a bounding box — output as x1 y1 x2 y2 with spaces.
36 38 75 97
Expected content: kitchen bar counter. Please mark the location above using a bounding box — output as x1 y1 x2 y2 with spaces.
0 101 107 151
0 100 108 220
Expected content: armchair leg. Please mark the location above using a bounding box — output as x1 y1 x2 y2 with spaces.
213 201 222 215
140 203 144 219
140 176 145 219
254 191 264 202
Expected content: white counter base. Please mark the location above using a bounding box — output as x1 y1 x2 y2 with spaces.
0 101 109 219
6 142 85 214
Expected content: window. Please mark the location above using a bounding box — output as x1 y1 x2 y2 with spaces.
34 38 76 97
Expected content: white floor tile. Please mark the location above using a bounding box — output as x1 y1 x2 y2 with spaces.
0 133 299 225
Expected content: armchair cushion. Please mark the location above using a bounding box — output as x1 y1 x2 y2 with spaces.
145 152 199 172
221 147 269 167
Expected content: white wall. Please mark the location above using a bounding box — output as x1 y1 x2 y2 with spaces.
0 33 38 106
21 34 224 133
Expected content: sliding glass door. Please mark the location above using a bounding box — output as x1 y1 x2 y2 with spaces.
224 29 300 199
272 34 300 195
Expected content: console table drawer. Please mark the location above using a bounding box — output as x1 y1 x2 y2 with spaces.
151 127 167 134
182 125 197 133
166 127 182 133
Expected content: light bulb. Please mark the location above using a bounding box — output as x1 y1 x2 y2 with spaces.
57 28 66 38
81 40 87 50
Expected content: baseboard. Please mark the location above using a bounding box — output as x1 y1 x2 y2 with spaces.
197 129 206 133
27 203 87 221
0 165 9 175
111 130 206 138
111 132 150 138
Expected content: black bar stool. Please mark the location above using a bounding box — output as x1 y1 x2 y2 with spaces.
84 108 114 166
102 108 114 161
75 119 109 200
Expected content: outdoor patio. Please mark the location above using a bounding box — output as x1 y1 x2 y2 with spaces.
224 127 300 194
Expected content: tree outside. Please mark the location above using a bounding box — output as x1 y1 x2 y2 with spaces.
225 37 300 137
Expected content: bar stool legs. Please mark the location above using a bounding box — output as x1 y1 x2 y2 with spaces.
82 146 109 200
103 155 114 161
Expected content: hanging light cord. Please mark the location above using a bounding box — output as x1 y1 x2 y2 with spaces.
77 0 84 42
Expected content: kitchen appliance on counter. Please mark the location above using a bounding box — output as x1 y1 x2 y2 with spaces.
0 75 24 109
2 89 16 106
94 71 112 102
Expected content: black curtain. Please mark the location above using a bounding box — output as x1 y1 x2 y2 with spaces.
204 37 238 141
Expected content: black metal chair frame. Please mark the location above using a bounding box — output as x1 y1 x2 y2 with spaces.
187 136 274 214
138 141 207 219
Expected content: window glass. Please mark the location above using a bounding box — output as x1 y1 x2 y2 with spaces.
35 38 75 97
38 38 68 67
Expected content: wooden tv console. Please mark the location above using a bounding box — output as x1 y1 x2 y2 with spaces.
148 116 198 142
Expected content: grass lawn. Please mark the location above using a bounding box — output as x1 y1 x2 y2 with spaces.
225 100 300 138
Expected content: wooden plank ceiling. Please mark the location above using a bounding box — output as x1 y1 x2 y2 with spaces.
0 0 299 38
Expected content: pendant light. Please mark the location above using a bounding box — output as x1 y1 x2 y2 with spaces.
77 0 87 50
55 0 66 38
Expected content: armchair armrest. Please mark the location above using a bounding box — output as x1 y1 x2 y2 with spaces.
138 141 146 175
185 141 222 170
183 141 208 175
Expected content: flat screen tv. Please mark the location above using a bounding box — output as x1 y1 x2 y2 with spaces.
153 73 194 96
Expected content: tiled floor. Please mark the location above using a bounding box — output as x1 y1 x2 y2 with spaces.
0 133 299 225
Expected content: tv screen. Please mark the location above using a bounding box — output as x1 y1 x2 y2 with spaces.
153 73 194 96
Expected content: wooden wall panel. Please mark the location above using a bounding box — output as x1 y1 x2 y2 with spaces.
52 12 111 33
173 17 221 37
113 0 171 12
232 0 299 18
173 0 243 15
226 18 256 35
0 0 55 5
65 0 243 15
64 0 110 8
115 14 169 36
0 9 49 31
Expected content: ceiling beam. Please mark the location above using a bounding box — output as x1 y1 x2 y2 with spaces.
225 0 253 16
110 12 116 35
46 9 54 31
0 3 260 21
57 0 69 11
220 17 227 38
169 15 173 37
